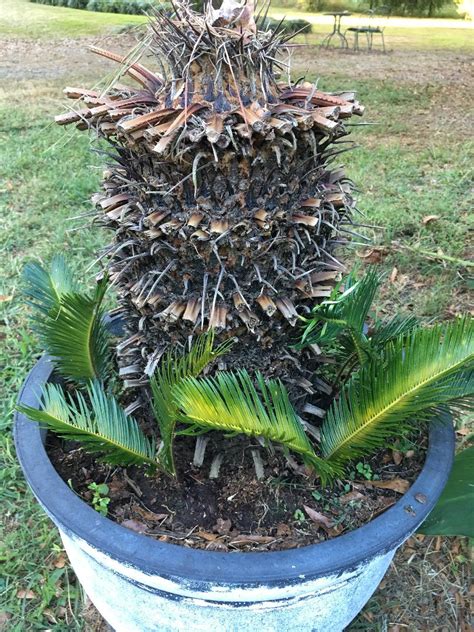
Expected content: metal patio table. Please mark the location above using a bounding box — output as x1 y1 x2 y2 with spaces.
321 11 352 49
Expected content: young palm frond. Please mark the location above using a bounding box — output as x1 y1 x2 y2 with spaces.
298 269 382 359
23 255 78 316
23 259 111 383
40 279 110 382
17 381 156 468
150 332 233 475
369 314 419 350
321 317 474 477
334 313 420 380
174 370 339 481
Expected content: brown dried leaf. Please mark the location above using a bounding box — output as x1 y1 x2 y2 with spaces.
422 214 440 225
276 523 292 537
392 450 403 465
53 554 67 569
303 505 333 529
230 535 275 545
367 478 410 494
135 506 168 522
340 491 364 505
43 609 57 624
197 531 219 542
121 519 147 533
17 589 36 600
214 518 232 535
390 267 398 283
357 246 388 263
372 498 396 517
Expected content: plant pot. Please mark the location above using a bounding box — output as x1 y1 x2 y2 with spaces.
14 356 454 632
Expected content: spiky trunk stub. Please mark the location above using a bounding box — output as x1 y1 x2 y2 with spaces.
56 1 364 407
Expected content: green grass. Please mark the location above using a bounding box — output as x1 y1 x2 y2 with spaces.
0 3 472 630
0 0 145 38
0 90 106 631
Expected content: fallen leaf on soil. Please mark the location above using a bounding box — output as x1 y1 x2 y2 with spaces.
357 246 388 263
230 535 275 545
276 523 291 537
372 498 396 517
197 530 219 542
16 589 36 599
214 518 232 535
53 554 66 568
43 609 57 624
206 540 229 551
422 214 440 225
340 491 364 505
390 267 398 283
135 506 168 522
121 519 147 533
392 450 403 465
366 478 410 494
303 505 333 529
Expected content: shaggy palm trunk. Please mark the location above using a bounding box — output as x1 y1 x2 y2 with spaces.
57 1 363 407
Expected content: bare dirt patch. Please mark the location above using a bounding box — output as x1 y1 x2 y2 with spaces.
3 35 473 87
294 46 474 87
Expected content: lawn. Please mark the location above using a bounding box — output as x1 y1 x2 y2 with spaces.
0 0 144 38
0 1 472 630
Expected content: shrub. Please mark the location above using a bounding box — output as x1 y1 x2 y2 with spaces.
67 0 88 8
31 0 159 14
260 16 313 34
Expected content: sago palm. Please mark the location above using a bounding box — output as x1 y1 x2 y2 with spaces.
55 0 364 398
18 2 474 488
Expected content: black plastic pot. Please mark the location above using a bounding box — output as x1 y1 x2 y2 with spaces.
14 356 454 632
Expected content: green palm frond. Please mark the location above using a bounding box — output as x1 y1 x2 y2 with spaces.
174 370 338 481
321 317 474 477
17 381 156 468
23 255 78 316
334 313 420 375
298 268 382 351
37 278 111 382
150 331 233 475
369 314 419 350
23 259 111 382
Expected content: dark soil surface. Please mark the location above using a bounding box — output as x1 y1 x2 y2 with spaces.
47 430 425 551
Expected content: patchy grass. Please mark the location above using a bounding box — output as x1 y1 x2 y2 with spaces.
0 3 472 630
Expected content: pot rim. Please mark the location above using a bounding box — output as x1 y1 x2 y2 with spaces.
14 355 454 587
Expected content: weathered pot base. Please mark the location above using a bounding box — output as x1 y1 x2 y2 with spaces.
61 528 394 632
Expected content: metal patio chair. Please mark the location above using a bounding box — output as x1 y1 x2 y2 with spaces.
345 6 390 53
